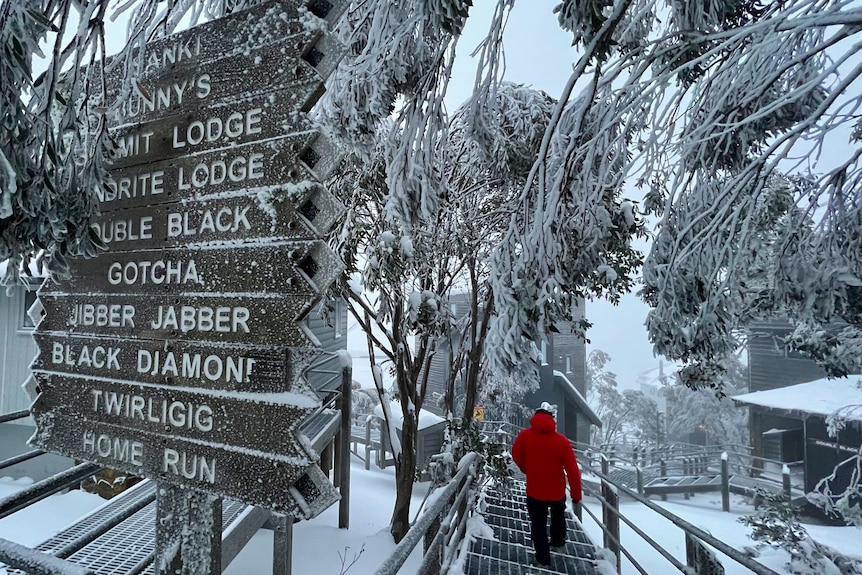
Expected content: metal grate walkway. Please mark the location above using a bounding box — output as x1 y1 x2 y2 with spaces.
463 480 598 574
5 481 252 575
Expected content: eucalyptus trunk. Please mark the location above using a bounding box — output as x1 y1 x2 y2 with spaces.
390 412 418 543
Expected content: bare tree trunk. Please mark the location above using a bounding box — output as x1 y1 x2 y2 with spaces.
460 273 494 422
390 413 418 543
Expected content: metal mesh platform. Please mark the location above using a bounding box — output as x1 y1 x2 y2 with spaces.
5 481 254 575
465 539 597 575
65 503 156 575
31 480 155 558
466 480 598 575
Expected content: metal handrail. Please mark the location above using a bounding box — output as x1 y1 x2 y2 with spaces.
374 452 482 575
586 461 782 575
0 410 30 425
0 537 96 575
580 484 679 575
0 463 102 520
473 420 788 573
0 449 45 473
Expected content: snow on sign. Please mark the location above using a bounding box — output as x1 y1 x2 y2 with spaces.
37 293 318 347
99 134 340 211
30 333 317 391
30 0 348 520
44 240 342 296
88 184 344 249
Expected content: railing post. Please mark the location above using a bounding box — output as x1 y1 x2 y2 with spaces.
660 460 667 501
272 514 293 575
604 492 621 570
421 512 442 575
721 452 730 512
364 419 372 471
686 533 726 575
338 359 352 529
636 467 644 496
782 464 791 501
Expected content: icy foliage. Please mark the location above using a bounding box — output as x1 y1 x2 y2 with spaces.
741 489 862 574
0 2 113 284
421 0 473 36
317 1 451 160
663 355 749 448
486 83 646 382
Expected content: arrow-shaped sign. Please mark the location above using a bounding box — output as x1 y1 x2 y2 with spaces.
28 411 327 516
109 89 321 171
31 372 319 458
36 293 319 347
31 334 320 393
91 184 344 249
99 132 327 211
44 241 343 297
101 0 349 105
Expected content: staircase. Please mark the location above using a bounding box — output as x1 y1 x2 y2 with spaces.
461 479 598 574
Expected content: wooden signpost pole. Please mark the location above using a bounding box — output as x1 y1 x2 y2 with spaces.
155 485 223 575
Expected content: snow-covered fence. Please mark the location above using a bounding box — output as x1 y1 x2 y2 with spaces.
583 461 782 575
0 462 101 521
373 452 482 575
0 410 45 475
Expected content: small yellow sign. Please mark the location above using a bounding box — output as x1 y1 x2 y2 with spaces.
473 404 485 421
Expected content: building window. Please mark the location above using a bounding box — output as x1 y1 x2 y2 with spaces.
540 341 548 365
334 299 345 339
566 355 572 373
20 289 39 330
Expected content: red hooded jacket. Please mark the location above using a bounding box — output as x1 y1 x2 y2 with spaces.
512 411 582 502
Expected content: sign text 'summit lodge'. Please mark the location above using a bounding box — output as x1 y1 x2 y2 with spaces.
29 0 348 519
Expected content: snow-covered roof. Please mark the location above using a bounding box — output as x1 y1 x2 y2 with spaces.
732 375 862 420
373 401 446 431
553 370 602 427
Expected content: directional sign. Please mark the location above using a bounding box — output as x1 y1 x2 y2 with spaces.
31 0 350 539
31 373 318 456
106 0 347 112
44 241 343 297
109 86 324 171
89 185 343 251
32 334 320 393
99 132 325 211
107 33 325 127
29 411 335 517
36 293 318 347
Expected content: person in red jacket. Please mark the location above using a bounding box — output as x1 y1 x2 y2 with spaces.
512 403 583 568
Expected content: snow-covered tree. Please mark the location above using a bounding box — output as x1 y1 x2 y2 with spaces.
663 355 748 449
326 82 559 542
321 0 647 392
586 349 660 445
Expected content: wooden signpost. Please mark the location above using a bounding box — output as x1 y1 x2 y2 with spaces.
28 0 349 572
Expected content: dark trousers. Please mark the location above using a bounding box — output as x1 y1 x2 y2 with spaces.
526 496 566 565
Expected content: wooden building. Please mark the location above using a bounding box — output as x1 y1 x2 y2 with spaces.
744 320 828 468
734 376 862 497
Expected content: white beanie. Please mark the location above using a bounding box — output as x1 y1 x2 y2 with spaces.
539 402 557 418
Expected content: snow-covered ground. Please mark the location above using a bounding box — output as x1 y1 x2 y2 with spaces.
1 457 860 574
